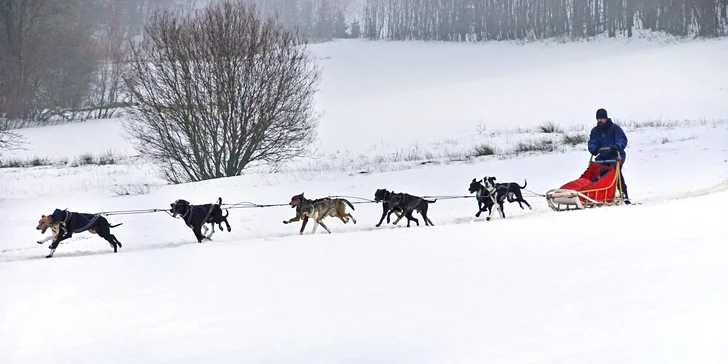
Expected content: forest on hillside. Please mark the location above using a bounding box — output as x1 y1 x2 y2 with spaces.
361 0 728 41
1 0 725 125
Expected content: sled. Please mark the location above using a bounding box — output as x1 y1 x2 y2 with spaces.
545 147 626 211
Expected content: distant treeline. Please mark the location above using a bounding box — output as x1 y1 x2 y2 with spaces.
245 0 361 41
361 0 728 41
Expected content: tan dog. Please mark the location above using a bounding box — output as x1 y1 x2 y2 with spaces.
282 193 356 234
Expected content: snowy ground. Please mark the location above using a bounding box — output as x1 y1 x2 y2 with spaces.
2 36 728 363
3 190 728 364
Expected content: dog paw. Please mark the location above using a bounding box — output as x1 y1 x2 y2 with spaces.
486 217 491 221
37 241 43 244
282 221 289 224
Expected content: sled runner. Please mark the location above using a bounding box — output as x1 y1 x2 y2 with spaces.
545 147 626 211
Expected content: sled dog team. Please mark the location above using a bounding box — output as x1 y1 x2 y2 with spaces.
33 107 630 258
34 176 531 258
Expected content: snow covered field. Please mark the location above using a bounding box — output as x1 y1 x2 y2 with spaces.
2 36 728 363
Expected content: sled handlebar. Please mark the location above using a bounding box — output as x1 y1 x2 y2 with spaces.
592 147 622 163
597 146 620 152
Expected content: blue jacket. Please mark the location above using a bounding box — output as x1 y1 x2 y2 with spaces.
588 118 628 163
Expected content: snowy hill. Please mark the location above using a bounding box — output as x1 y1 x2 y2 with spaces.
1 36 728 363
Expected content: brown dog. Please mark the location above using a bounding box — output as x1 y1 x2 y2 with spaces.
282 193 356 234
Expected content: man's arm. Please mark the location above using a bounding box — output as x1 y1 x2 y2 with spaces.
614 125 628 151
587 128 599 155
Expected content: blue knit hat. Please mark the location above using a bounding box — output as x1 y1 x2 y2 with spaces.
596 108 608 119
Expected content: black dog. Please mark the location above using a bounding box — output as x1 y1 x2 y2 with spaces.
374 189 404 227
375 189 435 227
47 208 123 258
468 178 506 221
170 197 231 243
488 176 532 210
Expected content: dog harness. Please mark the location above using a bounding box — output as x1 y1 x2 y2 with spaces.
182 204 217 228
62 210 100 233
482 183 501 205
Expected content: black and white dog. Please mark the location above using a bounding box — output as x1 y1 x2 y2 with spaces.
170 197 231 243
374 189 435 227
468 178 505 221
46 208 123 258
488 176 532 210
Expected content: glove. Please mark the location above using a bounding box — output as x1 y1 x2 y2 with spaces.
589 149 598 156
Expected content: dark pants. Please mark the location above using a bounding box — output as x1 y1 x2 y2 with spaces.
619 169 629 200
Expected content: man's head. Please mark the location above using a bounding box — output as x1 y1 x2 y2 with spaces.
596 108 608 124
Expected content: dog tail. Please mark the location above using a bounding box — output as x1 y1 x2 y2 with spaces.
223 209 229 218
110 223 123 228
519 179 527 189
342 199 356 211
216 197 222 205
425 199 437 203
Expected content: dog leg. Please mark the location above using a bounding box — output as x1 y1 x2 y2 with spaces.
498 203 506 218
193 226 205 243
37 235 53 244
376 206 388 227
521 198 533 210
476 204 491 218
113 235 122 248
347 213 356 224
392 212 405 225
422 212 434 226
311 218 319 234
99 232 119 253
284 215 302 224
47 239 59 257
299 216 309 235
404 211 419 227
46 236 65 258
487 204 497 221
316 219 332 234
206 224 215 239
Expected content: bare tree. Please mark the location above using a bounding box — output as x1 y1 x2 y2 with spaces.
0 120 22 152
85 1 132 119
0 0 99 122
124 0 322 183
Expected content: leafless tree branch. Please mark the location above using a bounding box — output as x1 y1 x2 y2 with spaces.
124 0 322 183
